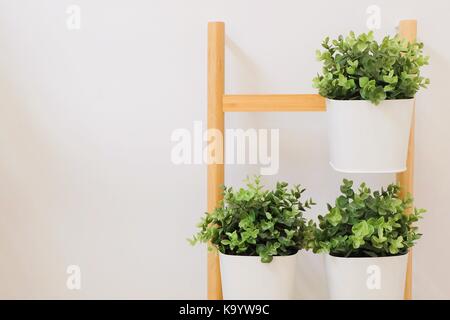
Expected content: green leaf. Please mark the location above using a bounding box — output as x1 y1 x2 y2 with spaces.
359 77 369 88
357 42 368 52
327 207 342 227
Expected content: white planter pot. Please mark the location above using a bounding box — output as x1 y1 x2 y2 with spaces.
327 99 414 173
325 254 408 300
219 252 297 300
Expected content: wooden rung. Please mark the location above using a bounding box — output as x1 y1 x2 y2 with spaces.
222 94 326 112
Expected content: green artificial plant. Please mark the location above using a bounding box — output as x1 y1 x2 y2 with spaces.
308 179 425 257
190 176 315 263
313 31 429 104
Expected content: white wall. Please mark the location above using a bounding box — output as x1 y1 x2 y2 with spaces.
0 0 448 299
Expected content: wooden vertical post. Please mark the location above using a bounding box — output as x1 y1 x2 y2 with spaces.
207 22 225 300
397 19 417 300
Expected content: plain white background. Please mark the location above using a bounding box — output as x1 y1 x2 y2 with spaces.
0 0 448 299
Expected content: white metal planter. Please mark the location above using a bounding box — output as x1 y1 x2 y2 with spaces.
219 252 297 300
325 254 408 300
327 99 414 173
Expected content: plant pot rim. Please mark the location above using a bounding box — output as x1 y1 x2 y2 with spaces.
329 161 407 174
219 251 299 259
325 97 414 103
327 252 409 260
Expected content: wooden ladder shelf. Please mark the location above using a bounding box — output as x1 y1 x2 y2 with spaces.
207 20 417 300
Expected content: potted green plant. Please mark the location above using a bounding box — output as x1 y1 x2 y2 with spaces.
308 179 425 299
190 176 315 300
313 31 429 173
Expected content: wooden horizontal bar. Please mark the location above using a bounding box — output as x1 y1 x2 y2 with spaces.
222 94 326 112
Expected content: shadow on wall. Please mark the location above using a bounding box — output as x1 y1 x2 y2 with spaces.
0 55 72 298
225 36 266 93
413 45 450 299
225 36 268 128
